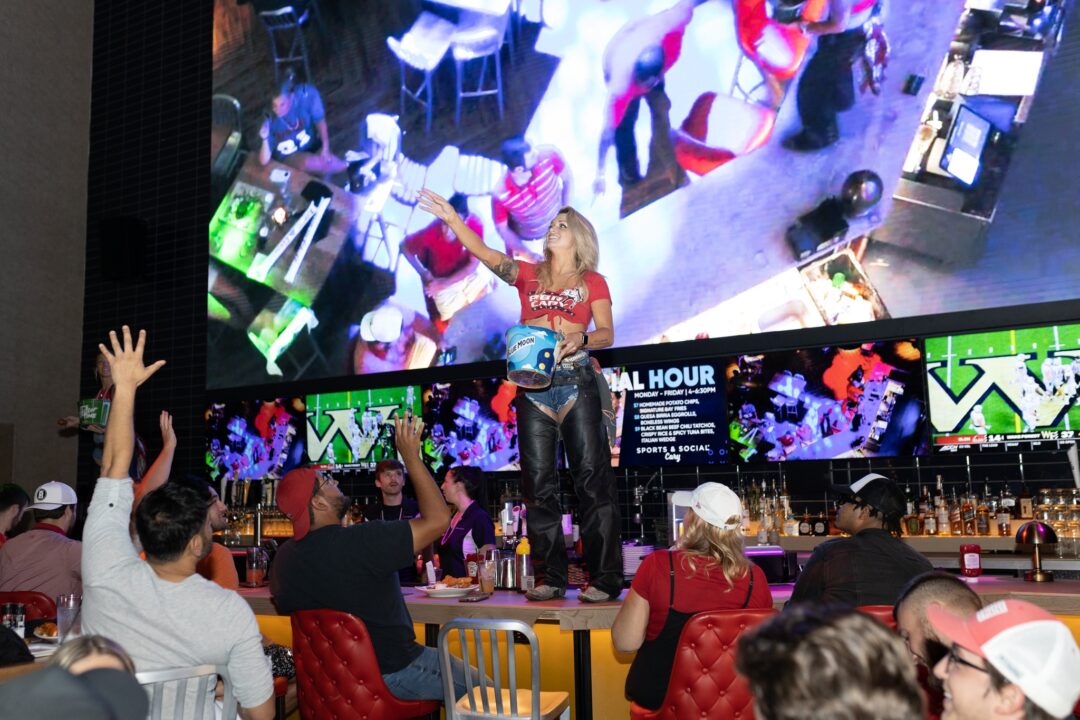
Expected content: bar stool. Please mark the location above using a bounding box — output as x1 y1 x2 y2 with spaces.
451 10 510 125
258 5 313 83
387 12 456 132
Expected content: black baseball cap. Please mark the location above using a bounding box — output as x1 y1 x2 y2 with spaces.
829 473 905 517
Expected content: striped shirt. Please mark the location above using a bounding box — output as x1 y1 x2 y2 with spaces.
492 149 566 240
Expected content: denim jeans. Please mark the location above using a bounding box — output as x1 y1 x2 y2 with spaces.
382 646 469 701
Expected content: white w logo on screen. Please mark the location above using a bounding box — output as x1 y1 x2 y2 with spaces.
305 405 399 463
927 353 1080 432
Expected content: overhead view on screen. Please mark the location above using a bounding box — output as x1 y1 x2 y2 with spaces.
926 322 1080 452
726 340 928 461
204 397 307 482
305 386 422 467
209 0 1080 390
420 376 521 472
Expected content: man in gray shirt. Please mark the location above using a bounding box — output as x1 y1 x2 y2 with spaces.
81 327 274 720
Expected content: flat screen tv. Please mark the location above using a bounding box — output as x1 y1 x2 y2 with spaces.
726 340 928 462
305 386 422 468
420 377 521 472
926 322 1080 452
204 398 306 482
603 360 728 467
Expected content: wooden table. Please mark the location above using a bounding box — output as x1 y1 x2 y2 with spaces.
239 586 620 720
209 156 356 308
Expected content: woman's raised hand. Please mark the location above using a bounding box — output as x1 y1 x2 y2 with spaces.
417 188 460 225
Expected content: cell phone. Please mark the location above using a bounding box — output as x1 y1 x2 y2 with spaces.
458 593 492 603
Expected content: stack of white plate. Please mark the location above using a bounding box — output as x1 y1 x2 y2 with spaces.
622 542 655 577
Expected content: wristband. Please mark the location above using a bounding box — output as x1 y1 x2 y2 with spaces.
581 332 588 347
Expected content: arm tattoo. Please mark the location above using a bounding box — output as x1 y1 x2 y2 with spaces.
491 256 518 284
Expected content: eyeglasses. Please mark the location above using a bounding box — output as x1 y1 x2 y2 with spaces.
312 474 337 497
946 644 989 675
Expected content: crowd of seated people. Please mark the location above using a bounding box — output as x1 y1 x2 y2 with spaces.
0 328 1079 720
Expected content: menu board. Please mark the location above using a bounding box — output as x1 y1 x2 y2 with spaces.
604 361 728 467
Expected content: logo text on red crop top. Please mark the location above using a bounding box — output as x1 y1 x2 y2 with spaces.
527 287 584 316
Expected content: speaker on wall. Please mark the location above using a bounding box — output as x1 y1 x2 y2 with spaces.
99 216 148 281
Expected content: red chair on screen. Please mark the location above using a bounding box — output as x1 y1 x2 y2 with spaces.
0 591 56 621
856 604 897 631
630 607 778 720
290 609 440 720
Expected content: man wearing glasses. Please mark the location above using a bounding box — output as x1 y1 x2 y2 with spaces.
928 599 1080 720
787 472 932 606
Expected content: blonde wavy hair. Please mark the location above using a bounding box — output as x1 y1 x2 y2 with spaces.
676 509 750 589
536 207 601 289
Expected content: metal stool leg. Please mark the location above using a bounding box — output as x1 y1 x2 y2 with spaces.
455 59 464 125
495 52 504 118
425 70 434 132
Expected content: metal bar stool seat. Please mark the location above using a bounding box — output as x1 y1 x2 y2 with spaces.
387 12 456 132
451 10 510 125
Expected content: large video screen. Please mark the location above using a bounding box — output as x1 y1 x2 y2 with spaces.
305 387 422 468
205 398 306 482
726 340 928 462
604 360 727 467
926 323 1080 452
209 1 1080 389
421 377 521 472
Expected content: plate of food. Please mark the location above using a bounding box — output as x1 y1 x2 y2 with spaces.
33 622 59 642
416 576 478 598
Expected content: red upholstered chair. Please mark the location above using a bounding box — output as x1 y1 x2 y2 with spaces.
291 609 440 720
630 607 778 720
856 605 897 631
0 591 56 621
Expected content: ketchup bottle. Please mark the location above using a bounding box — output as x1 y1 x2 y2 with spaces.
960 543 982 578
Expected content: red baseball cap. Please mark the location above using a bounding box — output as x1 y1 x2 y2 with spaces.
928 599 1080 718
277 467 318 540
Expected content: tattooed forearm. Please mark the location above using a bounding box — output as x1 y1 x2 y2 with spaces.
490 256 518 284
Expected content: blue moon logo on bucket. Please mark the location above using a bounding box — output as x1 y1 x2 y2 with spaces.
508 336 536 360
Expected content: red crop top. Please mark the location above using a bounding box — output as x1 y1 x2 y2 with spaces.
512 261 611 327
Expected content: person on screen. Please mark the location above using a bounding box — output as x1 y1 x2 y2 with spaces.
492 137 572 264
593 1 704 195
781 0 880 152
258 73 347 176
400 192 487 334
417 188 623 603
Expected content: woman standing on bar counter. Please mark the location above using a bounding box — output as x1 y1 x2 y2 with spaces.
436 466 496 579
417 189 623 603
613 483 772 711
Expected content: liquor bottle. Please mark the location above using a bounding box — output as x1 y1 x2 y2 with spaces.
799 510 812 536
919 485 932 519
812 512 828 536
1000 482 1016 518
949 490 964 536
739 485 751 533
1017 482 1034 520
936 490 950 536
783 511 800 537
924 506 938 535
748 479 761 522
904 483 916 517
961 489 977 536
902 483 921 536
975 486 991 536
996 500 1012 536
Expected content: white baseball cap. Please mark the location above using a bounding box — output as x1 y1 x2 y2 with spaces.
671 483 742 530
28 482 78 511
928 599 1080 718
359 306 403 343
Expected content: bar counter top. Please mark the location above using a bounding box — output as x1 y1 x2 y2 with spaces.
239 576 1080 620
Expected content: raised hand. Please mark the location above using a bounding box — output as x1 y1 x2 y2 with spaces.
159 410 176 451
97 326 166 390
417 188 460 226
393 414 425 460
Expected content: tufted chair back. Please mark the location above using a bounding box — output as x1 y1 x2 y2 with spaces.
290 609 440 720
630 607 777 720
0 591 56 621
856 605 897 631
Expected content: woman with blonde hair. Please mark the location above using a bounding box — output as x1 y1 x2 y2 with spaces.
50 634 137 675
612 483 773 711
418 189 622 603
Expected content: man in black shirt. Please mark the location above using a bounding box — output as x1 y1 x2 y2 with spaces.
271 417 465 701
788 472 932 607
363 459 424 585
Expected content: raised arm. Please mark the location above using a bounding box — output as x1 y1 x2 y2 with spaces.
417 188 519 285
134 410 176 512
99 327 166 480
394 415 451 553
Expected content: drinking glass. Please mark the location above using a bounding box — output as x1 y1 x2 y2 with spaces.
479 560 496 594
56 593 81 642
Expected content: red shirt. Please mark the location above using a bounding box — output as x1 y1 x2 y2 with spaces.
631 549 773 641
402 216 482 278
491 149 566 239
512 261 611 327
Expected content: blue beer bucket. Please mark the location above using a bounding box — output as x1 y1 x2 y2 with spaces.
505 324 560 389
